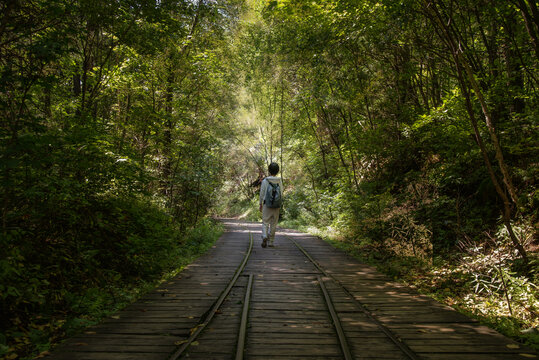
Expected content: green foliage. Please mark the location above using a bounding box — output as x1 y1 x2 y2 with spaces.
218 0 538 350
227 0 538 257
2 0 538 357
317 223 539 351
0 218 223 359
1 0 242 358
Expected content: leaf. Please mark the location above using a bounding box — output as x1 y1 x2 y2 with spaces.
110 315 120 319
506 344 519 349
519 354 537 358
189 324 203 335
35 351 51 358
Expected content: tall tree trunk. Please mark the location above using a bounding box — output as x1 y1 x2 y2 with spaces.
301 99 329 178
318 105 353 187
423 0 528 261
117 91 131 155
512 0 539 59
160 0 202 198
279 84 284 186
502 13 526 115
161 68 174 197
340 108 361 192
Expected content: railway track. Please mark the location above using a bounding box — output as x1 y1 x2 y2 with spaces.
291 238 419 360
169 225 421 360
167 233 254 360
48 220 536 360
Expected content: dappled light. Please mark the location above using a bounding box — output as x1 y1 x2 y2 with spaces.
1 0 538 358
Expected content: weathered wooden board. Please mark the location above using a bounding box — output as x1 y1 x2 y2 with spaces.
46 220 537 360
46 220 251 360
291 232 537 360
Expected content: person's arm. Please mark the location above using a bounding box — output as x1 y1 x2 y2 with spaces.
259 178 266 211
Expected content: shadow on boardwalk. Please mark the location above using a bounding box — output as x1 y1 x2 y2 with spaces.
46 219 537 360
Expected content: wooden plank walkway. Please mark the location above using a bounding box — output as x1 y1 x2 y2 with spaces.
47 220 537 360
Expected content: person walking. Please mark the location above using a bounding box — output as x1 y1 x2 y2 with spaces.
259 162 283 248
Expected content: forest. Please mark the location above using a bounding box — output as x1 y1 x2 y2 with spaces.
1 0 537 358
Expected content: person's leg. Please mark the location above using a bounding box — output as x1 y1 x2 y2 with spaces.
261 206 270 247
268 208 280 246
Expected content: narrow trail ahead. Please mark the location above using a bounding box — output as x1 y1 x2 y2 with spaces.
47 220 536 360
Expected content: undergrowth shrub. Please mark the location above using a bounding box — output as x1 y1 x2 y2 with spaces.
0 193 223 359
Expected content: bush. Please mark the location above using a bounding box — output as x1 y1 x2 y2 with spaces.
0 191 223 359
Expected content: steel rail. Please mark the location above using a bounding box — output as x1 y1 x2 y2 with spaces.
318 275 354 360
235 273 253 360
290 238 421 360
168 233 254 360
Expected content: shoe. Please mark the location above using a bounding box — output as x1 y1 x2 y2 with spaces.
261 238 268 248
268 243 275 247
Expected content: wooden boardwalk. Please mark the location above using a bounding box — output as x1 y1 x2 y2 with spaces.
47 220 537 360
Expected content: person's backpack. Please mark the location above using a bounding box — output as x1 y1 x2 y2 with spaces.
264 180 282 208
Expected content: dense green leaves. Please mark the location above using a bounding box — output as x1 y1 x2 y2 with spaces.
216 0 537 347
232 0 538 253
1 0 538 356
1 0 243 358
